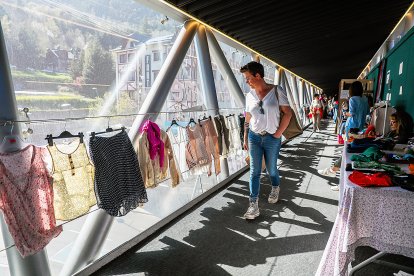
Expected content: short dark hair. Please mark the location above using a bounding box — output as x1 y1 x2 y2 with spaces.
240 61 264 78
314 94 319 98
349 81 363 97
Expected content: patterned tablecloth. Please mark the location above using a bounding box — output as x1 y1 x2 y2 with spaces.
316 148 414 276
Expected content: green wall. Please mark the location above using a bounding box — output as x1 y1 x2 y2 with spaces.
366 27 414 120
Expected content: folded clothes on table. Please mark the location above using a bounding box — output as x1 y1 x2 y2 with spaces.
350 146 384 162
349 171 392 187
391 174 414 191
352 161 402 175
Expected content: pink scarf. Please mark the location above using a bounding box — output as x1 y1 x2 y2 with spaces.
141 120 164 168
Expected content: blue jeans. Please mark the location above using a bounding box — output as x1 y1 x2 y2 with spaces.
248 131 282 202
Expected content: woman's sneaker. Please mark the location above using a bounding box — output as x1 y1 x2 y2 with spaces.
268 186 280 203
244 200 259 219
318 167 337 178
331 185 339 191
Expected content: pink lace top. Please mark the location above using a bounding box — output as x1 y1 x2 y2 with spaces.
0 145 62 257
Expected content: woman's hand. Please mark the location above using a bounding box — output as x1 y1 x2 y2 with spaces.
273 130 283 139
243 140 248 151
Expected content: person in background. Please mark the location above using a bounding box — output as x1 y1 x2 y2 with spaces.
310 94 322 132
344 81 369 139
332 97 339 123
384 111 413 144
241 61 292 220
318 111 413 190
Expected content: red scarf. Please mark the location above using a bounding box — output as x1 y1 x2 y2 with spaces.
141 120 164 168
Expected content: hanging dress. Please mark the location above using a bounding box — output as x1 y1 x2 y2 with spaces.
167 126 189 174
47 139 96 221
225 115 243 156
199 119 221 175
185 124 211 175
89 129 147 217
0 145 62 257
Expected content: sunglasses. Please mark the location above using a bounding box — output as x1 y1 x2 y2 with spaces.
258 100 264 114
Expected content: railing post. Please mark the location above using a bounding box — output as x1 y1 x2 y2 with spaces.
0 21 52 276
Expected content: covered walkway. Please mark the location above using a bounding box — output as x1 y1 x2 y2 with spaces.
93 121 343 275
93 121 414 275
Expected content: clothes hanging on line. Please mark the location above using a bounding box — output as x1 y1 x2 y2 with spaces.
47 139 96 221
89 129 147 217
213 115 230 156
167 125 190 175
239 114 246 148
185 124 211 175
199 119 221 176
136 121 182 188
0 145 62 257
225 115 243 156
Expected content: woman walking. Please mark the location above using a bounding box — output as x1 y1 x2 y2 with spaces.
240 61 292 220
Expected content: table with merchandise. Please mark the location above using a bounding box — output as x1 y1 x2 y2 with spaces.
316 145 414 276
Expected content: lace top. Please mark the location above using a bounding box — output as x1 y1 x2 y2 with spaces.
0 145 62 257
225 116 243 156
167 126 189 174
47 140 96 221
89 130 148 216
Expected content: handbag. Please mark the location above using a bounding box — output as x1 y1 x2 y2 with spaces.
245 155 267 171
275 85 303 140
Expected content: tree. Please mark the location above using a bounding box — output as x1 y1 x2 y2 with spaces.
69 49 84 80
14 29 42 69
82 38 115 86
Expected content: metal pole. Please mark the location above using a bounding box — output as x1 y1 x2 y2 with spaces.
205 29 245 107
130 20 199 144
194 25 229 180
280 70 303 129
194 25 219 117
0 22 52 276
60 20 199 276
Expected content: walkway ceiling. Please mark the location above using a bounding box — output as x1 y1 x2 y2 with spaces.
164 0 413 94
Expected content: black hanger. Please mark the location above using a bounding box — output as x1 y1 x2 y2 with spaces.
187 118 196 126
226 114 234 118
90 126 125 138
170 119 179 127
46 131 84 147
198 115 212 124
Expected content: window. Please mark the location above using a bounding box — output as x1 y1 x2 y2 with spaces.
153 50 160 61
119 54 127 64
153 70 160 80
128 53 135 62
129 71 136 82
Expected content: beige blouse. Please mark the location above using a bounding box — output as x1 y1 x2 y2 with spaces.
47 140 96 221
135 130 182 188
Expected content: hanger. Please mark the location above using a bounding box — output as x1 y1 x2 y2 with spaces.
187 118 197 127
0 122 29 153
90 117 125 138
170 119 179 127
46 121 84 146
198 114 212 124
166 118 183 132
226 114 234 118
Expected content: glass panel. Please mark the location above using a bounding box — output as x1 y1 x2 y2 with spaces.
0 1 248 275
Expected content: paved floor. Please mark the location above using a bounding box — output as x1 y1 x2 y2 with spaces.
93 120 414 276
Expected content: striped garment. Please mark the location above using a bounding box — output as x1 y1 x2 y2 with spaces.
89 130 147 216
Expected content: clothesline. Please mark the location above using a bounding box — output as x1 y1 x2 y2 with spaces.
0 107 244 125
0 160 217 254
0 112 245 256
